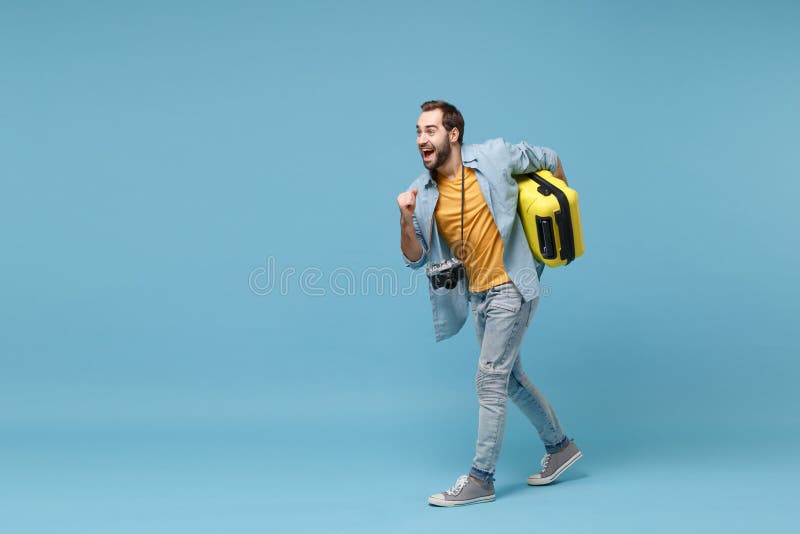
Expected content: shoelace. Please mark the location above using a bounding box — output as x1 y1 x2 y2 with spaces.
540 454 552 471
445 475 470 496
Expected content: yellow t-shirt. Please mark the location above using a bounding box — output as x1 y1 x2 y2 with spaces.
434 167 511 292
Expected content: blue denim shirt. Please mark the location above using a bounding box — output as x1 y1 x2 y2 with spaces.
402 138 558 342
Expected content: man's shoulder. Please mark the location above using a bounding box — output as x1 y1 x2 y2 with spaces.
463 137 509 162
465 137 508 150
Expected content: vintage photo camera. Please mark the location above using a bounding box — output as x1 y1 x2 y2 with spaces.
426 257 465 290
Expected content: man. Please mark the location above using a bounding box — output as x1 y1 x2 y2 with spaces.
398 100 581 507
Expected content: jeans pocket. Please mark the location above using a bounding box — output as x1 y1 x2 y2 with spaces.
487 289 522 313
489 300 521 313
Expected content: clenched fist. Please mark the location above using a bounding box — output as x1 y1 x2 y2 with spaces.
397 189 418 218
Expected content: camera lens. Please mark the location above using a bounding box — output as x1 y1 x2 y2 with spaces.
427 258 465 290
443 272 457 289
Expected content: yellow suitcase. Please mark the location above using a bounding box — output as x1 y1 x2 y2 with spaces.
516 170 584 267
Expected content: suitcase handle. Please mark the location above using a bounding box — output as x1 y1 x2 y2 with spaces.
554 210 575 264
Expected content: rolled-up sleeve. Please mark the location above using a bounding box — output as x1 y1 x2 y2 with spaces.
401 211 428 270
506 140 559 174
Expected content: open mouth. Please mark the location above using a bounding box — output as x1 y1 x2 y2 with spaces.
421 147 435 160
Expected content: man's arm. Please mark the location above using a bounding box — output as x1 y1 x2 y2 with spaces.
400 213 424 264
398 189 427 268
506 140 568 185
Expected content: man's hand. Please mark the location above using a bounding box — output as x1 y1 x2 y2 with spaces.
397 189 418 218
552 158 568 186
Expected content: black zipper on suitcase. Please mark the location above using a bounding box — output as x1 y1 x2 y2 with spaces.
523 171 576 264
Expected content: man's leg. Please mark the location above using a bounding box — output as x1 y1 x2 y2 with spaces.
507 356 569 453
468 282 532 484
498 292 569 451
503 296 582 485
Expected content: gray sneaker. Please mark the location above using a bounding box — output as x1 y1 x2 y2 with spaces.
428 475 496 507
527 440 582 486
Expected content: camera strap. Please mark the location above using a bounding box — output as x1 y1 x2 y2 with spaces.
459 163 465 259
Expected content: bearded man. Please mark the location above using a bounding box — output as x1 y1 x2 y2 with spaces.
398 100 582 507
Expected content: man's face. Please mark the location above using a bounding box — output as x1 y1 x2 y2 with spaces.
416 109 452 170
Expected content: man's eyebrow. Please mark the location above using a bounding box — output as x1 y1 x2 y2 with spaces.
415 124 439 130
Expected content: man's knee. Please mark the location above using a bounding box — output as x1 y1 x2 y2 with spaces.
476 366 510 405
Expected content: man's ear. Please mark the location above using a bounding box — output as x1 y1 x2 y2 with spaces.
450 128 459 144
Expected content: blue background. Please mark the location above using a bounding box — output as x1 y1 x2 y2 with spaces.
2 0 798 532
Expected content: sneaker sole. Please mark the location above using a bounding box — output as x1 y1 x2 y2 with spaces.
428 494 496 507
527 450 582 486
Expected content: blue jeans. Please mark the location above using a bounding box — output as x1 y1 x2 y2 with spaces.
468 281 568 483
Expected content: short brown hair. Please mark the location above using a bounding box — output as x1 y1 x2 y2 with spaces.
420 100 464 145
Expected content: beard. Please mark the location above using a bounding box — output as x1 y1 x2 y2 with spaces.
424 138 452 180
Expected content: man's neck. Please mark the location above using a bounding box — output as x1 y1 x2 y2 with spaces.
435 147 463 181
